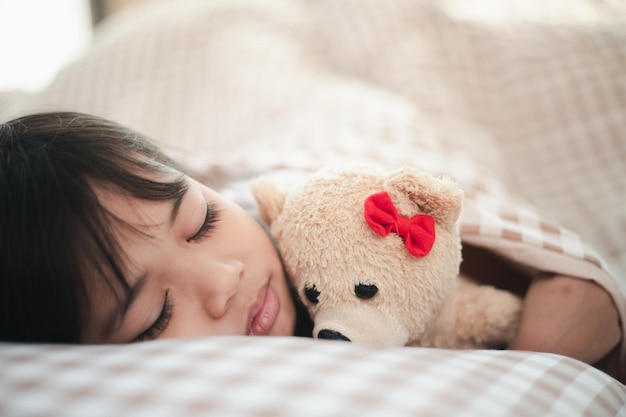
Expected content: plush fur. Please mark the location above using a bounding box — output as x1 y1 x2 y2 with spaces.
252 166 522 348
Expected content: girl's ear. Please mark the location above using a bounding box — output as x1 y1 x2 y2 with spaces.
250 177 286 226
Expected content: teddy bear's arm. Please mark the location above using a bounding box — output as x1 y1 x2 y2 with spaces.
418 276 523 350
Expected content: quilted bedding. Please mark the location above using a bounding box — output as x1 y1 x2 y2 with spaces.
2 337 625 417
1 0 625 415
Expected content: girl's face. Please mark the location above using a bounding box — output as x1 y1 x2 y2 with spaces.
83 177 296 343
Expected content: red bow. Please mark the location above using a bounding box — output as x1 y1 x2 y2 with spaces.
364 191 435 257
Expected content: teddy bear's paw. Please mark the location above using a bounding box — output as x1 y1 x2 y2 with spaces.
457 285 523 349
429 283 523 350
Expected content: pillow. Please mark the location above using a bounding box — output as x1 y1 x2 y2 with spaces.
1 337 624 417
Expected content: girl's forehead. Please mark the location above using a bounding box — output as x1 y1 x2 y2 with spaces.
98 188 170 227
92 171 188 222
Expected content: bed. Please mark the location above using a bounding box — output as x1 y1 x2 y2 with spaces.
1 0 625 415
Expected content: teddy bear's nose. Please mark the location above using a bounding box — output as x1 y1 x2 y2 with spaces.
317 329 351 342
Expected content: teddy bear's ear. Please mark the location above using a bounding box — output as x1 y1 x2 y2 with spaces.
250 177 286 225
384 166 463 224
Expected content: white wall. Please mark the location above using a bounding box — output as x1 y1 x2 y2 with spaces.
0 0 92 92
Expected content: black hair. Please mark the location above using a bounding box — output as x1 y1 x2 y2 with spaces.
0 112 188 343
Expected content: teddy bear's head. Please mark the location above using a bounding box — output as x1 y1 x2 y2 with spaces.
251 166 463 346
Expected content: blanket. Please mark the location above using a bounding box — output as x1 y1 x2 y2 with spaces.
1 0 624 384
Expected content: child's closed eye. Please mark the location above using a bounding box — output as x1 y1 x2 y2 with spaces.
188 202 220 242
134 290 173 342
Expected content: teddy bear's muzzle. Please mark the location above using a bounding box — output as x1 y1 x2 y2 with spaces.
313 304 410 347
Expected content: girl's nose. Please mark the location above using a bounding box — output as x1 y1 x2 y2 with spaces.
197 259 243 319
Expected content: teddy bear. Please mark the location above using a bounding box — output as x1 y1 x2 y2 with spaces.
251 166 522 349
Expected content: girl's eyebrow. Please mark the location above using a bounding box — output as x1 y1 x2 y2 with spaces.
169 182 190 226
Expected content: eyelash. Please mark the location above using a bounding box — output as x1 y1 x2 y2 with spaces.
188 202 220 242
135 291 173 342
133 200 218 342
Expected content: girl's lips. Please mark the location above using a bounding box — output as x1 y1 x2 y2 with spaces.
248 284 280 336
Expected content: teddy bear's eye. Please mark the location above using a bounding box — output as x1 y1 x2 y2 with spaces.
304 285 320 304
355 283 378 299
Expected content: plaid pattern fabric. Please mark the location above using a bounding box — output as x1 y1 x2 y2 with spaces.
1 337 625 417
1 0 625 410
2 0 622 277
